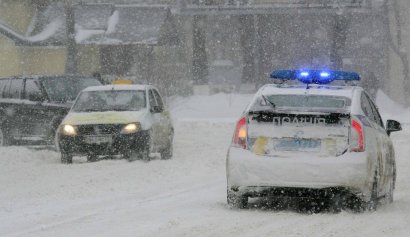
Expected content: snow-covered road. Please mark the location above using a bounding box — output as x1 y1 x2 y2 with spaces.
1 93 410 237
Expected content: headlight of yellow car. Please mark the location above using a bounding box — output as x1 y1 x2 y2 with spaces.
61 124 77 136
121 123 140 134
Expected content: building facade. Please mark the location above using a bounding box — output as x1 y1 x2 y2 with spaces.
0 0 410 103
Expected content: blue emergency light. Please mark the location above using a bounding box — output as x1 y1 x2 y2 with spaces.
270 69 360 84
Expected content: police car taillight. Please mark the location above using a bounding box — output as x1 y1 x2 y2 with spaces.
350 119 365 152
233 117 247 149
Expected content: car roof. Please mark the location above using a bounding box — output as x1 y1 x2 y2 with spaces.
258 84 360 99
82 84 151 92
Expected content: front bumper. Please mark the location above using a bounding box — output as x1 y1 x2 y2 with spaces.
58 130 149 156
227 146 372 200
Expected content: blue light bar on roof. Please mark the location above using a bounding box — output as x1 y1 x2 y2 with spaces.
270 69 360 84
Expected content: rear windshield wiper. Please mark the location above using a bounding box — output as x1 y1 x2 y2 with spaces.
261 94 276 109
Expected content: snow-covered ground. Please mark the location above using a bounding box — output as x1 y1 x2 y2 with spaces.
1 92 410 237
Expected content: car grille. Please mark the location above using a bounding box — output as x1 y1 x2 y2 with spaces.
77 124 123 135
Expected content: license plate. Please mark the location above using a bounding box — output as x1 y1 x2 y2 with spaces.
84 136 112 144
274 138 321 152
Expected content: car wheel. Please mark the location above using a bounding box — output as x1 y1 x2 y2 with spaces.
160 132 173 160
367 173 379 211
0 126 11 146
138 132 153 162
346 195 365 213
124 150 137 161
327 194 345 213
296 199 320 213
53 130 60 152
386 175 395 204
87 154 98 162
387 162 396 204
61 153 73 164
227 189 248 209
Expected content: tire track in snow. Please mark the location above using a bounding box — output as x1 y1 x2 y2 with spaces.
4 179 222 237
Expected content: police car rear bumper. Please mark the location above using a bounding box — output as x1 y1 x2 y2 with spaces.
227 146 371 200
58 130 149 156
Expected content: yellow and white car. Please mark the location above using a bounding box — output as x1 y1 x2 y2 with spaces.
57 84 173 163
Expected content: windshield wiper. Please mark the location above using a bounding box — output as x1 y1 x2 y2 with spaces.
261 94 276 109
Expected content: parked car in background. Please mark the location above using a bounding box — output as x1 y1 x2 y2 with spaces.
57 84 174 163
0 75 102 146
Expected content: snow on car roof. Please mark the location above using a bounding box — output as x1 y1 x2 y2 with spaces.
82 84 149 92
259 84 359 98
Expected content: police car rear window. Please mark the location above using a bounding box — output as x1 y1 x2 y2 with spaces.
265 95 348 108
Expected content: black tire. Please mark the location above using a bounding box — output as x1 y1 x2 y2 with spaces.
387 162 396 204
296 199 317 213
328 194 344 213
87 154 98 162
346 195 366 213
140 133 153 162
124 150 140 162
125 131 153 162
160 133 173 160
386 174 395 204
0 125 11 146
367 173 379 211
53 130 60 152
61 153 73 164
227 189 248 209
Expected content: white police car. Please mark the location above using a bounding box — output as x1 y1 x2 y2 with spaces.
226 70 402 211
57 84 173 163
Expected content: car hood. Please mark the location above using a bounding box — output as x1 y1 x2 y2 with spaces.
61 111 147 125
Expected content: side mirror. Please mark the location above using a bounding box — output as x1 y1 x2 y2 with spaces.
386 119 402 135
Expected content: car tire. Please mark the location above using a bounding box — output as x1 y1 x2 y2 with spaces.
53 130 60 152
138 131 153 162
367 173 379 211
227 189 248 209
61 153 73 164
327 194 344 213
386 174 395 204
124 148 143 162
296 199 321 213
0 126 11 146
87 154 98 162
126 131 153 162
160 132 173 160
346 195 365 213
386 182 394 204
386 162 396 204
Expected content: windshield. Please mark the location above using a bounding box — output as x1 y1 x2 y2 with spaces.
41 77 102 102
72 90 146 112
264 95 349 109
